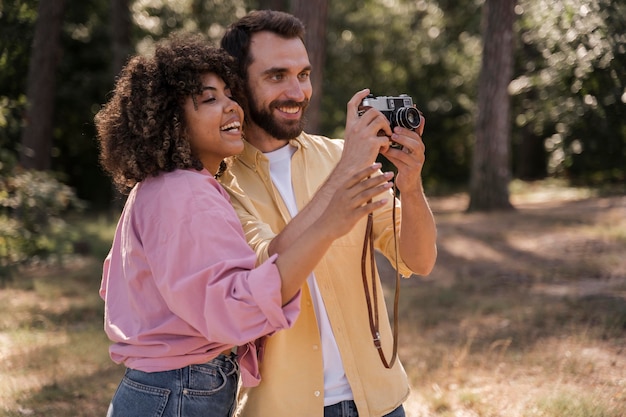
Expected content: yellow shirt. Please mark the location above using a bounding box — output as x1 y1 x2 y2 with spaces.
219 132 413 417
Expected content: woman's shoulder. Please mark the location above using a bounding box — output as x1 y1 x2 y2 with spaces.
141 169 217 189
137 169 228 207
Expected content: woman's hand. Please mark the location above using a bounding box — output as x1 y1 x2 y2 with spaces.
319 162 394 238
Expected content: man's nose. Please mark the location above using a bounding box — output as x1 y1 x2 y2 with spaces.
283 78 306 102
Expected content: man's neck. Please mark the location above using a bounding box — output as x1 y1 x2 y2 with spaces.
244 123 293 153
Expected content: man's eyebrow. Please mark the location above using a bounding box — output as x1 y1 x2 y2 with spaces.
262 65 312 75
262 67 287 75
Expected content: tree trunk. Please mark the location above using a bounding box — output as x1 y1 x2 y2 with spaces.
109 0 133 212
111 0 132 76
256 0 289 11
19 0 67 170
291 0 328 134
467 0 516 212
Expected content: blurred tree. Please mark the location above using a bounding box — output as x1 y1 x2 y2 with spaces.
0 0 38 171
19 0 67 170
468 0 516 211
52 0 118 208
129 0 247 47
256 0 289 10
512 0 626 186
2 0 624 211
106 0 133 210
291 0 329 134
323 0 482 189
111 0 132 76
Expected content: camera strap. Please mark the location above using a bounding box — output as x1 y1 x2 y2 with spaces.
361 186 400 369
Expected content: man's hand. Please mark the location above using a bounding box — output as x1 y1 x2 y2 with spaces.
380 116 426 194
336 89 392 175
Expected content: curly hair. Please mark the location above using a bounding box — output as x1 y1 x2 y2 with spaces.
95 33 245 194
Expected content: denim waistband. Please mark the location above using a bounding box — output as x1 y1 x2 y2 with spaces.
124 352 239 389
324 400 357 417
324 401 405 417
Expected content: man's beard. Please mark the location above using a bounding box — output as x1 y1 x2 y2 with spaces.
247 94 309 140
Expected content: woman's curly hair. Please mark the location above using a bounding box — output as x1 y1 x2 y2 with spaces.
95 33 245 194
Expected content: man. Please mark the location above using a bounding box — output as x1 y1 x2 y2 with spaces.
219 10 437 417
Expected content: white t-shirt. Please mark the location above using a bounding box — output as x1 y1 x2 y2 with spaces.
265 144 353 406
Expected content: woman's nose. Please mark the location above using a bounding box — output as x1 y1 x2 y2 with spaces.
225 98 240 113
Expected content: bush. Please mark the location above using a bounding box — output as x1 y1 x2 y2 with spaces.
0 168 85 281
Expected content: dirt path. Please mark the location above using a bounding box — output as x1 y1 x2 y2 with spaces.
376 192 626 416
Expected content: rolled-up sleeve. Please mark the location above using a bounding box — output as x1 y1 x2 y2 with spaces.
134 171 300 347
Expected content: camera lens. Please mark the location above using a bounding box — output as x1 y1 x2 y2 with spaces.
394 107 421 130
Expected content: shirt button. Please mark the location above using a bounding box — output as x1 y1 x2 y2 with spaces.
314 391 320 397
312 345 319 350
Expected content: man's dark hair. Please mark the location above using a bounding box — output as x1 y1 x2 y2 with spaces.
221 10 306 79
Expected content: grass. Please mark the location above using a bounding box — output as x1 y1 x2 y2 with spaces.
0 215 120 417
1 183 625 416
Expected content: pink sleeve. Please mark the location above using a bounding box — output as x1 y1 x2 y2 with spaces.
136 174 300 346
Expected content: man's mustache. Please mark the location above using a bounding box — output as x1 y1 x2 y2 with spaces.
271 99 310 111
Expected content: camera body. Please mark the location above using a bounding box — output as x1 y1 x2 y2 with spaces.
360 94 421 130
359 94 421 148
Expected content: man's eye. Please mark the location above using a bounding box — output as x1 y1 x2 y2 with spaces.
299 72 310 81
270 74 284 81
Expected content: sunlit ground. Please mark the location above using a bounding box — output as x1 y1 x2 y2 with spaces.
1 183 625 416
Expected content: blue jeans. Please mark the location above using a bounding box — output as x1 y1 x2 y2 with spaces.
324 400 405 417
106 353 238 417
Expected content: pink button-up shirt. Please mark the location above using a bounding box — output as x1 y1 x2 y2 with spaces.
100 168 300 387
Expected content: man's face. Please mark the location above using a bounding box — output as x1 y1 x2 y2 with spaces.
245 31 312 140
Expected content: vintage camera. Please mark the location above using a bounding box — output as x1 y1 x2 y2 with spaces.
359 94 421 149
360 94 421 131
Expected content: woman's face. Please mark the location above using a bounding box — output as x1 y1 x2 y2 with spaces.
183 72 245 174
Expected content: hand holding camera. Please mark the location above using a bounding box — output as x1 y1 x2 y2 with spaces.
358 93 427 194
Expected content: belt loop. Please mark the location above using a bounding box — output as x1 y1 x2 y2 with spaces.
226 351 239 372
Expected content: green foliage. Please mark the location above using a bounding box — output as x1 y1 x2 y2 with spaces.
52 0 253 207
0 0 38 157
0 0 37 97
323 0 482 189
0 0 624 211
131 0 249 50
0 168 86 280
513 0 626 184
52 0 120 207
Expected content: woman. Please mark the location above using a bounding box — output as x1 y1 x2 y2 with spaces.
95 33 393 417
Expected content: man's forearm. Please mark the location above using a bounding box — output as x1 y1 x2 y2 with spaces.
398 189 438 276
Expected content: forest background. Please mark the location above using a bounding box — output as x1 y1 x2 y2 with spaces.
1 0 625 267
0 0 625 416
2 0 625 205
